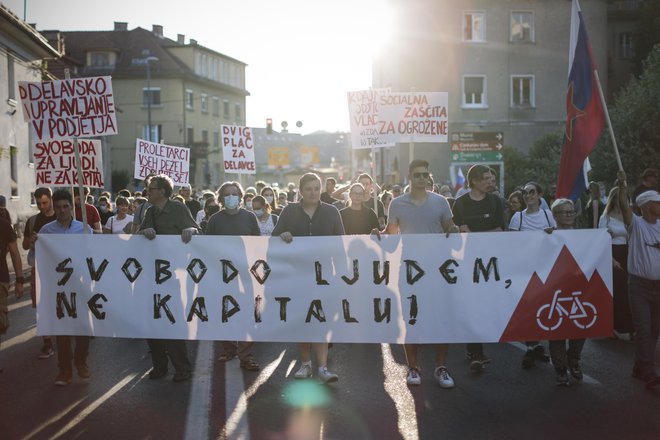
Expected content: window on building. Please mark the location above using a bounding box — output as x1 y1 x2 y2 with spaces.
511 11 534 42
223 99 230 118
7 54 16 101
462 75 487 108
212 97 220 116
186 89 194 109
201 94 208 113
201 129 209 146
142 125 162 142
463 12 485 42
89 52 112 68
235 103 242 121
142 87 161 106
187 126 194 146
619 33 635 59
213 130 220 148
10 146 18 197
511 75 535 107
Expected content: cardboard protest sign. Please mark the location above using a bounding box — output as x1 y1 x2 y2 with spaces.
36 230 612 343
134 138 190 184
377 91 449 143
33 139 104 188
347 88 394 149
221 124 256 174
18 76 117 141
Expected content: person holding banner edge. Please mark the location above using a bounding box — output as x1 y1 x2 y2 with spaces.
379 159 460 388
38 189 92 386
139 174 199 382
272 172 345 384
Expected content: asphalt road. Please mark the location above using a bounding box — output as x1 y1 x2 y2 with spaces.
1 289 659 440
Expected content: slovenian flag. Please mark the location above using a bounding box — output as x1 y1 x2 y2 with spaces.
555 0 605 201
454 167 465 192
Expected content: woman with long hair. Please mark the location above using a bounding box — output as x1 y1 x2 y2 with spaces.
261 186 281 215
103 196 133 234
599 186 634 339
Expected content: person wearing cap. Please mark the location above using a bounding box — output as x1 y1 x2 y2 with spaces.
617 170 660 388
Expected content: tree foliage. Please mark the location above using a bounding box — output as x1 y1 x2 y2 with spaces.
502 132 563 195
590 43 660 186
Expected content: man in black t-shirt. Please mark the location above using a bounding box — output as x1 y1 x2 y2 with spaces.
452 165 505 373
22 187 56 358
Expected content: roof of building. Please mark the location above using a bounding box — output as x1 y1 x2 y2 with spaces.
0 4 61 59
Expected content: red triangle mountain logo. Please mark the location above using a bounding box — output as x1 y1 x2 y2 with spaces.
499 245 612 342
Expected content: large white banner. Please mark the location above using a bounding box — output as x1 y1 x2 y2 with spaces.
18 76 117 141
35 230 613 343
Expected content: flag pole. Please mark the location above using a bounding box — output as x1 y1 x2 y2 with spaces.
593 70 623 172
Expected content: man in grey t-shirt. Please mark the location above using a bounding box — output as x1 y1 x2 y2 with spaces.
383 159 459 389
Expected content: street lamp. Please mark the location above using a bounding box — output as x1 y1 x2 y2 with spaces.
144 56 159 142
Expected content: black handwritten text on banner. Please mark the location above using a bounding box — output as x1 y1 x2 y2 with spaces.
35 230 612 343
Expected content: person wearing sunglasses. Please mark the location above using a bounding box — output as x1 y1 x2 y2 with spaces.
384 160 459 388
508 181 556 369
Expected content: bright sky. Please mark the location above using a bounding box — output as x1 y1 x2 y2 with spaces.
4 0 395 134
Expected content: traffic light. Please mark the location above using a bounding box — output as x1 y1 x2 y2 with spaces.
266 118 273 134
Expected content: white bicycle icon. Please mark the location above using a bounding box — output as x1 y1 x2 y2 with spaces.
536 290 597 331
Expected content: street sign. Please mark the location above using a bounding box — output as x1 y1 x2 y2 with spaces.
451 151 504 162
450 131 504 151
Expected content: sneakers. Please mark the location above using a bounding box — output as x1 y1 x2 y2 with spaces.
293 362 313 379
39 342 55 359
467 352 491 373
568 361 583 381
54 371 72 386
434 366 455 389
533 345 550 363
318 367 338 384
406 367 422 386
555 367 570 387
76 364 91 379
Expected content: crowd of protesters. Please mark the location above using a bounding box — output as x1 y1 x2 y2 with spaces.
0 164 658 389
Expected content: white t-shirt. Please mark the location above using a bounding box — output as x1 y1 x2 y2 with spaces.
257 214 276 236
106 214 133 234
196 209 205 225
508 208 556 231
599 214 627 245
627 214 660 280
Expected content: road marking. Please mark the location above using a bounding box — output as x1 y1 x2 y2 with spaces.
219 349 285 440
8 298 31 312
184 340 215 440
2 327 36 350
23 398 86 440
50 372 140 439
381 343 419 440
507 342 601 385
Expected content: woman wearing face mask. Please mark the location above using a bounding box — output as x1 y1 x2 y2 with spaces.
252 195 278 236
103 196 133 234
261 186 281 215
205 181 261 371
243 193 254 211
97 196 114 226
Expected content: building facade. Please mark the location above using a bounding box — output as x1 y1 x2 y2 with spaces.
372 0 608 186
0 4 60 225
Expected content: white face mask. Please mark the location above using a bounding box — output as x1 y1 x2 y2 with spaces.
253 208 265 217
224 195 240 210
265 196 274 204
99 205 108 213
245 201 253 210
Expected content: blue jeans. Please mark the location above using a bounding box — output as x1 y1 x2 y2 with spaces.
628 275 660 376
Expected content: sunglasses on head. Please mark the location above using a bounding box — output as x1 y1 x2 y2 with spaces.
413 172 430 179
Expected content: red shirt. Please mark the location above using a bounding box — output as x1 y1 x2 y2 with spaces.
75 203 101 225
